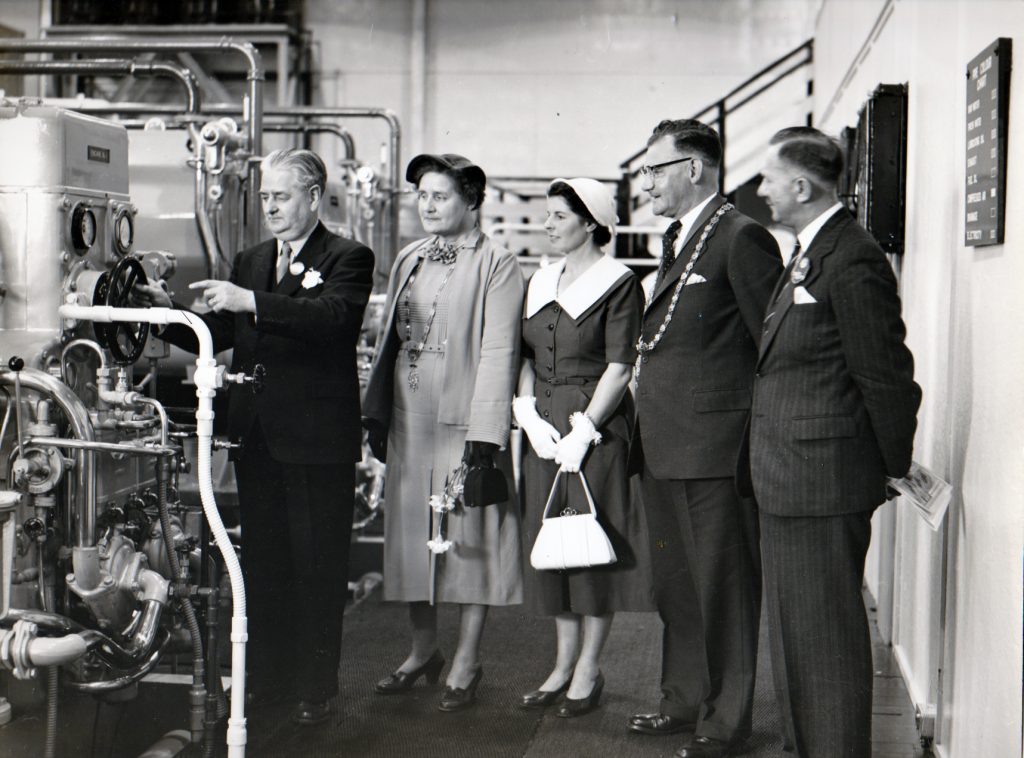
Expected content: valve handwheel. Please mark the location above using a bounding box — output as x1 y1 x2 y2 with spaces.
94 256 150 365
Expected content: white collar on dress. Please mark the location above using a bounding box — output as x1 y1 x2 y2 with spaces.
525 255 632 319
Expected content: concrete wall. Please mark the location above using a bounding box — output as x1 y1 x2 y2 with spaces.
815 1 1024 756
306 0 817 179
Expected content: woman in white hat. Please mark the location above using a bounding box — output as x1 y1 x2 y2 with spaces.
514 178 653 718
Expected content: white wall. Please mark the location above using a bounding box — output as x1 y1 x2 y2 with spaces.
306 0 817 179
815 2 1024 756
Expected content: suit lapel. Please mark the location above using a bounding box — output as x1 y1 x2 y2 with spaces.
647 195 726 312
757 211 849 363
275 222 329 297
250 239 277 292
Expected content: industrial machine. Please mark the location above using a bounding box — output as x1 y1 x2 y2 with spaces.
0 100 244 757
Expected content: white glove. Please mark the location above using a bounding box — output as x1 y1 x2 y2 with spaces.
554 412 602 473
512 396 561 460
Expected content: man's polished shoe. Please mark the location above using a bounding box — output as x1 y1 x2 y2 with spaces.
291 699 330 726
554 672 604 718
375 650 445 694
519 679 569 709
629 712 695 735
437 666 483 712
673 735 733 758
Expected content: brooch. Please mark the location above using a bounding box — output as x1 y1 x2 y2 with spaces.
288 260 305 276
791 256 811 284
301 269 324 289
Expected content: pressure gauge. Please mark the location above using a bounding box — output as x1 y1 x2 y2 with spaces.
113 208 134 255
70 204 97 253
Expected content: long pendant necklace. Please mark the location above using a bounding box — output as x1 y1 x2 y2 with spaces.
634 203 734 381
400 255 458 391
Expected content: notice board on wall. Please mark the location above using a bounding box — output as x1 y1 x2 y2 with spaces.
965 38 1011 247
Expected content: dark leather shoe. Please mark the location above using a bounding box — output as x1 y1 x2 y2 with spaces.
519 679 570 710
674 735 733 758
375 650 445 694
291 700 330 726
437 667 483 712
554 672 604 718
629 712 696 735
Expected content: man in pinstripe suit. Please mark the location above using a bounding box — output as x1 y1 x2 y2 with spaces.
748 127 921 757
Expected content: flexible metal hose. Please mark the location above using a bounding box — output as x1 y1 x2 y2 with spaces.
155 464 207 749
44 666 57 758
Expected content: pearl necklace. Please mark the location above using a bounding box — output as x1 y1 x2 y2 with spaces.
634 203 734 380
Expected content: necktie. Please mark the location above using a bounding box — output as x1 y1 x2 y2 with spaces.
276 242 292 283
660 220 682 276
764 241 803 330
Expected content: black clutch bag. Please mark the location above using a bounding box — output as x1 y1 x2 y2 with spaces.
461 441 508 508
462 466 508 508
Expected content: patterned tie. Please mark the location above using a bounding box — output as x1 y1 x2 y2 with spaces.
276 241 292 283
660 220 683 277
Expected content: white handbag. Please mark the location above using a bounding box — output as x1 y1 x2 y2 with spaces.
530 470 617 571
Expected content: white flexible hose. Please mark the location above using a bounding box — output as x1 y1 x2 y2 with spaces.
58 304 248 757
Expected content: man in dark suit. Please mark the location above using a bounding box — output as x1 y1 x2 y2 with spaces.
628 119 782 758
749 127 921 757
136 149 374 725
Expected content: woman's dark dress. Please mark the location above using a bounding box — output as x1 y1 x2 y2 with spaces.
521 257 654 616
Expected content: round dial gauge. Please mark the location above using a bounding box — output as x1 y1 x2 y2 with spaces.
70 204 97 253
113 209 134 255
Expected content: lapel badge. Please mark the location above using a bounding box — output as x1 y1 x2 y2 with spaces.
301 268 324 289
288 260 305 277
790 256 811 284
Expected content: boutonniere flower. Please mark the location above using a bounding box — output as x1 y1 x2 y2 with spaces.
288 260 305 276
791 256 811 284
301 268 324 289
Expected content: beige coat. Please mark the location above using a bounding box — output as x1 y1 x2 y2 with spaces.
363 231 524 447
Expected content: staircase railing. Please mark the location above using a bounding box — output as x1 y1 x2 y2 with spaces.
617 39 814 256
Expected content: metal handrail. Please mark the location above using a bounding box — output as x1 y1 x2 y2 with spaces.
619 39 814 170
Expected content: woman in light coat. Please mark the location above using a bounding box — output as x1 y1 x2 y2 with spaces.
362 153 523 712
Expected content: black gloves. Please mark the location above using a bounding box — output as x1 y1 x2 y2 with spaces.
462 440 498 468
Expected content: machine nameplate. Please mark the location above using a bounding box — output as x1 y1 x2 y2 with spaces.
87 145 111 164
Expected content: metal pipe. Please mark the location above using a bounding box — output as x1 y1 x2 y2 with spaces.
0 59 200 113
60 339 107 385
188 122 222 278
0 369 95 548
27 436 176 458
0 37 263 246
135 397 170 448
63 637 165 693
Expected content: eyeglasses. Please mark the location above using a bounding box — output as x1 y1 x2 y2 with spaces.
639 156 694 179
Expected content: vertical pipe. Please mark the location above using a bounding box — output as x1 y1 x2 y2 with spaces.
410 0 428 160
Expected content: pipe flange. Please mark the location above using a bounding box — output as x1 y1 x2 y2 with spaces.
10 619 38 679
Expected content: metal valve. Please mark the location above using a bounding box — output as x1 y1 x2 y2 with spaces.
211 438 242 452
223 363 265 394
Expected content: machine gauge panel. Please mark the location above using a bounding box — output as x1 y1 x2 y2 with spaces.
113 208 134 255
70 204 97 253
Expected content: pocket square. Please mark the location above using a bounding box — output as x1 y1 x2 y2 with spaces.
793 285 817 304
685 273 707 285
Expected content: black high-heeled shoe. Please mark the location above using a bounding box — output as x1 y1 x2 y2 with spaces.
437 666 483 712
519 678 570 710
555 671 604 718
374 650 445 694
